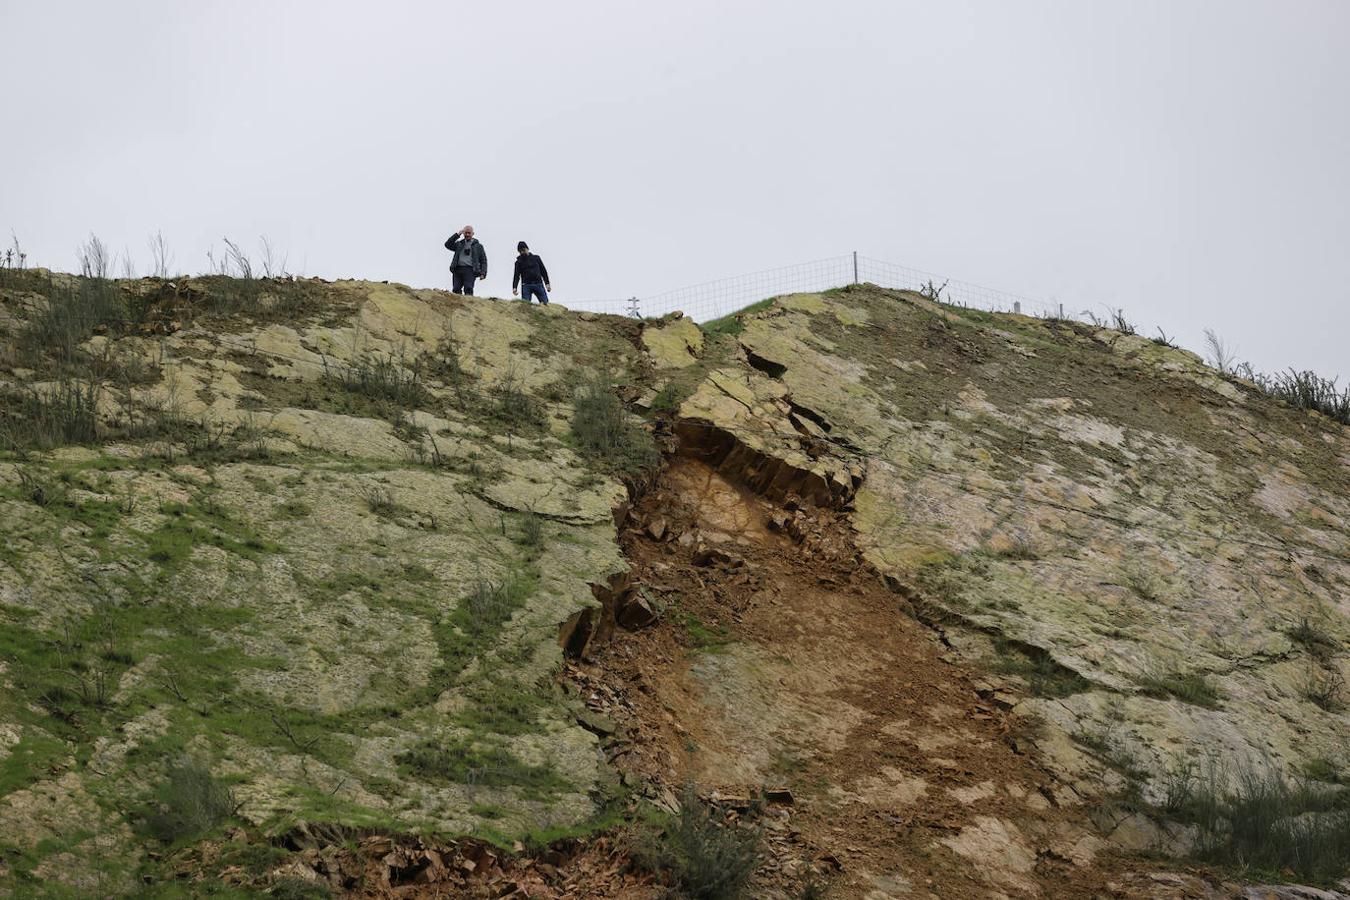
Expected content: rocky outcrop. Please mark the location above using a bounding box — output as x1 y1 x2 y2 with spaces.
3 270 1346 894
0 276 655 890
672 286 1350 804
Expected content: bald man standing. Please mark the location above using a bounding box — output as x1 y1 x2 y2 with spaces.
444 225 487 295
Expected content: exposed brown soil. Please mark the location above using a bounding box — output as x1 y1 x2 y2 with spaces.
574 450 1172 899
173 828 658 898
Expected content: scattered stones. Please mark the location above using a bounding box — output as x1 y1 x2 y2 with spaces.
693 546 743 568
616 587 661 630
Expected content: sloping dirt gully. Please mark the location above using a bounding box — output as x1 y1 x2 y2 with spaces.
563 422 1148 900
277 421 1233 899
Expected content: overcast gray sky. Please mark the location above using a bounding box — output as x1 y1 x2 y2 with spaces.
2 1 1346 379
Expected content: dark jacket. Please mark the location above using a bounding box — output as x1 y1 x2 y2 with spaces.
444 234 487 278
512 253 550 289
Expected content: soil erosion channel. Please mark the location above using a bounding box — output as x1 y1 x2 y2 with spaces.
582 439 1143 899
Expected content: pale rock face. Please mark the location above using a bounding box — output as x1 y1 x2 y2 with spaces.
676 288 1350 803
0 279 651 879
641 315 704 369
939 816 1039 895
3 275 1347 890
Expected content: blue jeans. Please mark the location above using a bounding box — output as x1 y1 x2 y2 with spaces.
521 283 549 305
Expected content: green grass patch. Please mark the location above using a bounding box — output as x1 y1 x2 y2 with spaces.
396 737 570 799
142 500 281 568
0 730 70 795
699 298 776 337
570 374 660 480
452 679 553 736
681 613 733 653
271 499 311 520
1137 670 1221 708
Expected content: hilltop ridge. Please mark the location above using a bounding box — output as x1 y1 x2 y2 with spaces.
0 268 1347 897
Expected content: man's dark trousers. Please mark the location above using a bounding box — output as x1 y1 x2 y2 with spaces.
452 267 477 296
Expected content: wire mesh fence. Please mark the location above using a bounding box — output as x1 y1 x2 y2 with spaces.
561 251 1068 323
637 255 857 322
856 255 1065 319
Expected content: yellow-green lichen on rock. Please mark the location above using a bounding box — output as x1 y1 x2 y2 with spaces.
641 314 704 369
0 275 648 891
676 284 1350 806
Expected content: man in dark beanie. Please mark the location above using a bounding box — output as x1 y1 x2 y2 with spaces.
511 241 551 306
444 225 487 295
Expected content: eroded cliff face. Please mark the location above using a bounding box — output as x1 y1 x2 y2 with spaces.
0 271 1346 896
676 288 1349 814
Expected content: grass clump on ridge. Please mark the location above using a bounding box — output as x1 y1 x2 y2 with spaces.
1246 368 1350 425
700 298 775 337
1137 669 1221 708
1287 616 1340 662
571 374 660 479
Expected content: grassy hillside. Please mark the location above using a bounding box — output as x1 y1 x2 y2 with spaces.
2 267 1347 895
0 269 720 895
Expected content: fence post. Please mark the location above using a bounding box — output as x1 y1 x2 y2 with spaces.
852 251 859 285
1058 302 1064 319
626 296 640 319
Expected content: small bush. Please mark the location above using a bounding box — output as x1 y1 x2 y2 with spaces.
273 499 312 520
571 374 660 478
1161 757 1350 883
637 783 763 899
20 276 126 361
358 483 398 517
1151 327 1179 349
488 370 547 433
323 354 429 409
994 537 1038 560
0 379 102 450
649 382 685 415
919 279 949 302
1298 662 1347 713
1203 328 1238 375
16 469 62 506
461 578 516 632
1250 369 1350 425
145 760 236 843
1287 616 1340 663
269 877 332 900
518 512 544 550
